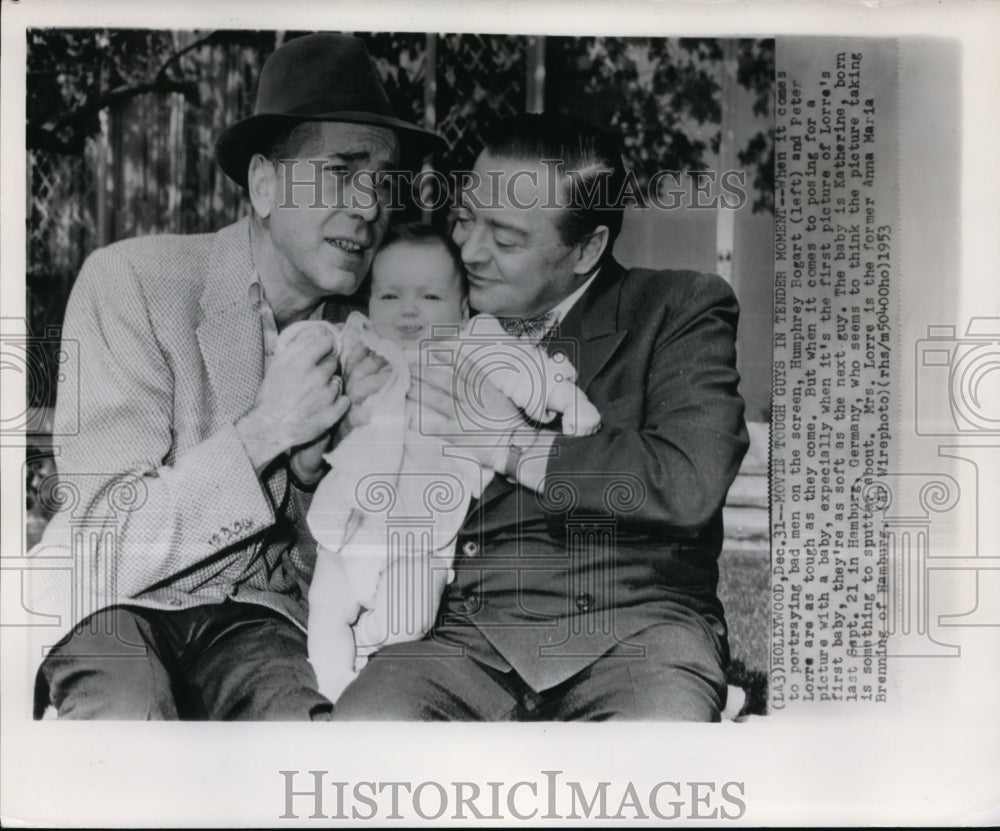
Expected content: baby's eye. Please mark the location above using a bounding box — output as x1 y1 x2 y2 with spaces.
423 293 442 301
378 292 398 301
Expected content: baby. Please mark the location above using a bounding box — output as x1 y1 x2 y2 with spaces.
281 225 601 702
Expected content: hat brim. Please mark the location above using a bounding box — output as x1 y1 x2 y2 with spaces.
215 112 448 189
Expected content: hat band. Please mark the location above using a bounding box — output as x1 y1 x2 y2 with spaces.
257 95 392 119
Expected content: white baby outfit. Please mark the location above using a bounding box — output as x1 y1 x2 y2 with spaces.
276 312 600 683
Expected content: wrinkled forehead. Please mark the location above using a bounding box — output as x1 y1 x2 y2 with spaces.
291 121 399 167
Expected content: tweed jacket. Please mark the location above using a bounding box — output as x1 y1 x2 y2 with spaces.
442 259 750 692
26 218 322 673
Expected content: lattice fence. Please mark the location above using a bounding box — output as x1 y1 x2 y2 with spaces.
26 32 533 386
433 34 527 171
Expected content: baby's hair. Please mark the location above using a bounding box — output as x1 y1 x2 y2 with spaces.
376 223 467 295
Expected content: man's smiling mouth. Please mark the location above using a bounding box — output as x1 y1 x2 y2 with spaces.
466 270 499 284
327 238 364 253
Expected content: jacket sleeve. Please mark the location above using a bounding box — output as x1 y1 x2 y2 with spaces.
543 272 749 540
38 246 276 600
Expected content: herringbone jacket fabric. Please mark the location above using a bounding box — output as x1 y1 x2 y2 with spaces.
27 219 320 674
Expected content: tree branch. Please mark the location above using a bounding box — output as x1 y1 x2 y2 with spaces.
30 75 200 152
154 30 220 83
26 125 86 156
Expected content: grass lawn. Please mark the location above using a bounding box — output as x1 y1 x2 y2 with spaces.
718 547 770 716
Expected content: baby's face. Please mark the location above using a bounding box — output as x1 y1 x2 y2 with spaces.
368 241 466 344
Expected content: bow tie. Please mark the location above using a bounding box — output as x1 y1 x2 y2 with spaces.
496 311 557 343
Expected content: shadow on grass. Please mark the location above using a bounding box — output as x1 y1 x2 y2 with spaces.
727 657 768 717
718 546 769 717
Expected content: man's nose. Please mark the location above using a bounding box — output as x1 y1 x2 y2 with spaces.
345 172 380 222
456 222 489 267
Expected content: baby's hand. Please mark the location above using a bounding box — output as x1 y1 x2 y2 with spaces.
558 396 602 436
339 341 392 436
277 319 342 358
542 377 602 437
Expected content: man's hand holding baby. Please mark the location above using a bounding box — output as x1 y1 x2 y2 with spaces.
237 321 349 478
263 322 397 485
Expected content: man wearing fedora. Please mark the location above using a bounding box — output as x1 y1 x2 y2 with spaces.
29 33 442 719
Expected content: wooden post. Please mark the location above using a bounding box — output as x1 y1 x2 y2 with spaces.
526 35 546 114
94 54 109 249
95 111 108 248
421 33 438 224
423 33 438 132
715 40 737 285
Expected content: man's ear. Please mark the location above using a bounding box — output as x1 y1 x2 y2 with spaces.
573 225 610 275
247 154 277 220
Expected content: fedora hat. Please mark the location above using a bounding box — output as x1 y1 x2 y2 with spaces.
215 33 446 188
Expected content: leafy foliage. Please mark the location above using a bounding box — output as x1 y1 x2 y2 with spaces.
28 30 201 155
547 37 774 212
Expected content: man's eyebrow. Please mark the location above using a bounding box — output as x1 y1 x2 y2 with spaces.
323 149 400 173
325 150 374 162
484 216 530 238
457 197 529 237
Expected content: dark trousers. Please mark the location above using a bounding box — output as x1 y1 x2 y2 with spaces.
332 608 729 721
35 601 333 721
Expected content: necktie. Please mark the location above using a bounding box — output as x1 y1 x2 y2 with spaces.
496 311 557 344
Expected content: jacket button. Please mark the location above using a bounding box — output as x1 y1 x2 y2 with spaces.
464 592 481 613
169 598 183 607
462 540 479 558
575 592 593 611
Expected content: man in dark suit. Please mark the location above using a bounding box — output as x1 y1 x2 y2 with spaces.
334 113 749 721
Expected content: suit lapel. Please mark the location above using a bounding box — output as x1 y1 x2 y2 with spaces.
467 260 630 521
196 218 263 422
195 219 287 505
556 259 629 393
